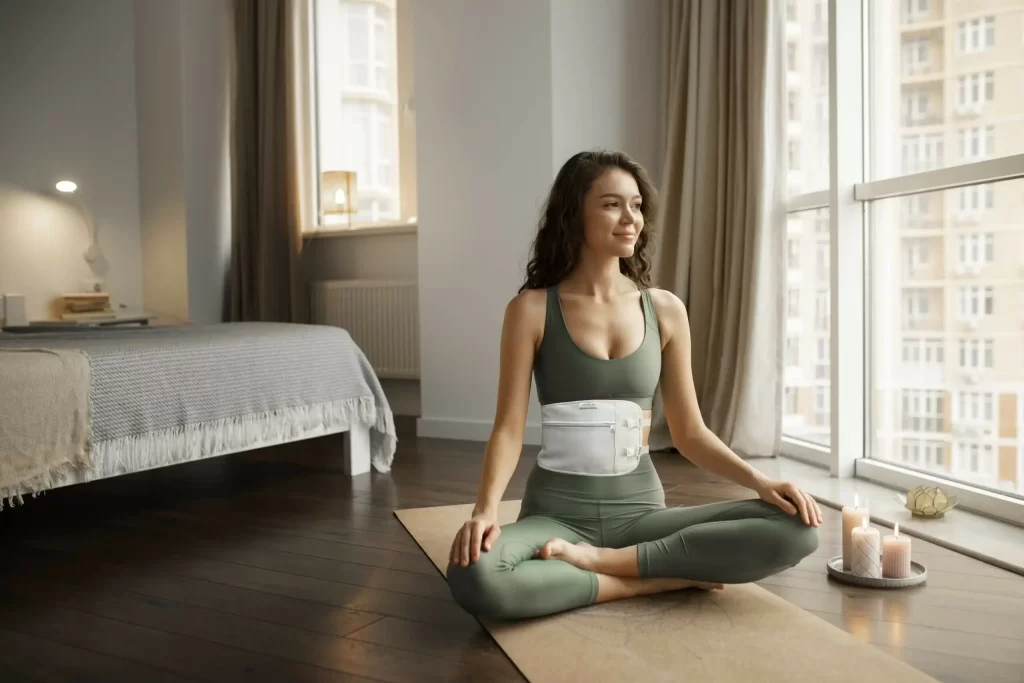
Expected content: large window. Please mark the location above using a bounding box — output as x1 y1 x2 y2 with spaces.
784 0 1024 523
782 0 831 452
314 0 416 229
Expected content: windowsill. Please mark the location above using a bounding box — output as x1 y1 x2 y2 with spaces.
304 221 418 239
749 455 1024 577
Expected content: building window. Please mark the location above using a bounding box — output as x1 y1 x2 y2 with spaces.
900 440 949 470
814 289 829 331
901 389 944 433
958 125 995 162
954 443 995 481
902 337 944 366
902 0 929 23
902 194 930 219
902 90 931 124
956 285 994 319
957 71 995 111
813 386 829 426
903 288 931 320
957 17 995 53
956 391 995 425
959 339 994 370
902 134 943 174
902 38 930 74
788 91 800 122
788 288 801 317
957 233 994 269
958 184 995 215
786 336 800 366
815 240 829 276
815 336 829 380
784 386 798 415
315 0 416 227
904 238 930 272
788 239 800 268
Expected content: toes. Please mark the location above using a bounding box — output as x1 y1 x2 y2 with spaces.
534 540 556 559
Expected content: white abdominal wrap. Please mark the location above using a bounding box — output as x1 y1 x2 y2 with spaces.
537 400 650 477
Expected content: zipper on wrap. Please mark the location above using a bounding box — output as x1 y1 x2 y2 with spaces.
543 420 615 428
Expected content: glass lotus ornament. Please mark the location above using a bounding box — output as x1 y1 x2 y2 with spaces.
897 485 959 518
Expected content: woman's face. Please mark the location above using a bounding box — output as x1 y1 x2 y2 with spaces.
580 167 644 259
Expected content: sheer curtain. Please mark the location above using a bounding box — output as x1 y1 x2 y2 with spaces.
649 0 788 457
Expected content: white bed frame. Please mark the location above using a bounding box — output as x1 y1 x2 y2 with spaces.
4 417 374 508
342 421 372 475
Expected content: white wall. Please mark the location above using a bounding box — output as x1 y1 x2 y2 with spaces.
135 0 232 325
135 0 189 324
413 0 664 443
413 0 555 441
550 0 663 180
0 0 143 321
180 0 233 324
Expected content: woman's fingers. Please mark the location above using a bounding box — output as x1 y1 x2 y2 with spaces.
449 528 462 565
482 524 501 551
791 487 811 525
770 490 797 515
470 522 485 563
460 523 473 566
810 494 824 525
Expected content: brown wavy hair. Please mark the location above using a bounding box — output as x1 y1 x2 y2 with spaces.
519 150 659 294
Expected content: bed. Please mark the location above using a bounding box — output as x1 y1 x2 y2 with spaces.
0 322 397 509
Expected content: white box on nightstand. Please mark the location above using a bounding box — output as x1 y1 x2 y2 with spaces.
1 294 27 327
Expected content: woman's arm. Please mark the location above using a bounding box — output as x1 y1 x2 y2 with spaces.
651 289 822 526
451 290 543 567
472 290 542 516
653 290 768 490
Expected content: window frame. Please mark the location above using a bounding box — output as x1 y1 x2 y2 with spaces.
782 0 1024 527
308 0 416 233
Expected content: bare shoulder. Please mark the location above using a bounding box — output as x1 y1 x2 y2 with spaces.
645 288 688 344
503 288 547 341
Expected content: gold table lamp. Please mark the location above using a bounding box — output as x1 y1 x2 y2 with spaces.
321 170 359 229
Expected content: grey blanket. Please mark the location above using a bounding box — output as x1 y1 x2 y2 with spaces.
0 323 396 485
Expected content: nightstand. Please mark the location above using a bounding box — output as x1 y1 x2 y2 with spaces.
2 314 157 333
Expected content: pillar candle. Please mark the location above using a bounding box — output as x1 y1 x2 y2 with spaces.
882 523 912 579
841 494 869 571
850 516 882 579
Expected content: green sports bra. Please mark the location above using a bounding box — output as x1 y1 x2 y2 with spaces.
533 285 662 411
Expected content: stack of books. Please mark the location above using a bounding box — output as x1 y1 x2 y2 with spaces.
61 293 116 321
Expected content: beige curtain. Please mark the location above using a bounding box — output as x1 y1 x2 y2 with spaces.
649 0 787 457
229 0 315 323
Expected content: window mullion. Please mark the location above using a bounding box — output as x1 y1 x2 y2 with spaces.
829 0 866 478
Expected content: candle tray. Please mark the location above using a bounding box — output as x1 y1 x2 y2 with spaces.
825 556 927 589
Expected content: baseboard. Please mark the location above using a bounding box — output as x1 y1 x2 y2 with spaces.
416 417 541 446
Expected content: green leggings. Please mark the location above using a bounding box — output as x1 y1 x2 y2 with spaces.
447 455 819 620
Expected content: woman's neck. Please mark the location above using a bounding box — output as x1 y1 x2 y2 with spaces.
562 252 632 301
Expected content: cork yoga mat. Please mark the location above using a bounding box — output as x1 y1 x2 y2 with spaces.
395 500 938 683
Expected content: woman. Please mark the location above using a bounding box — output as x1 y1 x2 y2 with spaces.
446 150 821 621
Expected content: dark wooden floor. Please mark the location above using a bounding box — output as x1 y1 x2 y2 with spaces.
0 417 1021 683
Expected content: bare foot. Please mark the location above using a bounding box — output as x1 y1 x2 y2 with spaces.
595 575 725 603
534 538 602 572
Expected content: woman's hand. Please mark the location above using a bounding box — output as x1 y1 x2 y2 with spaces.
756 478 823 527
449 512 502 567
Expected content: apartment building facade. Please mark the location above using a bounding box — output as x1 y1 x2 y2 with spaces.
784 0 1024 497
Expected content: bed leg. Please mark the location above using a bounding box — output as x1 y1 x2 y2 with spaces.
343 421 372 476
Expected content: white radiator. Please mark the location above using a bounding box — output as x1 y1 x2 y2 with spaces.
309 279 420 379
